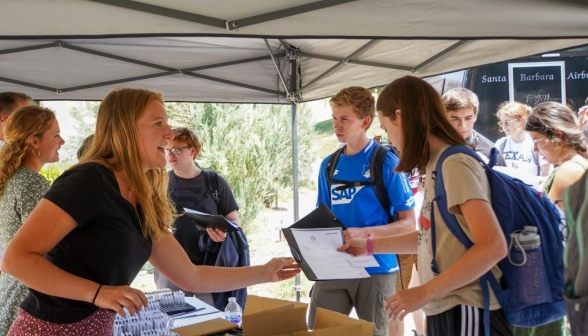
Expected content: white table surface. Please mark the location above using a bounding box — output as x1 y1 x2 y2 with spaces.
169 297 226 328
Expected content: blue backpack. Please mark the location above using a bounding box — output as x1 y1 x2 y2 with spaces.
431 145 565 335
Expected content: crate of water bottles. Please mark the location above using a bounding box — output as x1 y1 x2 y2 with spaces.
112 288 196 336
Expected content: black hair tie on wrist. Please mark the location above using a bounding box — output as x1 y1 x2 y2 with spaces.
92 284 102 305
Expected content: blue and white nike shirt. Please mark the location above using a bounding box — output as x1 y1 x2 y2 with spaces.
317 140 415 275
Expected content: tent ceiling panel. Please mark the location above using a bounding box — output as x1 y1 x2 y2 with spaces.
196 62 286 90
2 0 588 38
115 0 326 26
0 47 164 89
0 73 287 103
52 37 285 70
292 38 588 101
412 39 588 76
1 36 587 102
1 1 588 102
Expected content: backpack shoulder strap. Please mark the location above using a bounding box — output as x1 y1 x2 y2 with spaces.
370 143 395 223
499 137 507 154
325 146 345 185
203 169 221 205
431 146 483 242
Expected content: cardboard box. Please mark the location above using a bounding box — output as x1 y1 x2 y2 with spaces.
172 318 237 336
173 295 374 336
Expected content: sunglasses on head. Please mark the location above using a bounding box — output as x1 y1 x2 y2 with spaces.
497 119 522 127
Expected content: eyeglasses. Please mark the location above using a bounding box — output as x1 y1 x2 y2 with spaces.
164 146 190 155
497 119 522 127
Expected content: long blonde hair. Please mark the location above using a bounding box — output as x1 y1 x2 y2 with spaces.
376 76 466 173
0 105 55 197
79 88 175 239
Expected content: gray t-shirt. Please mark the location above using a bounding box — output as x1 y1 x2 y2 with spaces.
168 170 239 264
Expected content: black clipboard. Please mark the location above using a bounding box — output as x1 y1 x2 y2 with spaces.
183 208 241 232
281 203 347 281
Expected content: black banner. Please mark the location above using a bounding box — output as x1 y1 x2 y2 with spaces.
465 56 588 142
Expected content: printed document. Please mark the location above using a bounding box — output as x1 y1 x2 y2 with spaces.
290 228 377 280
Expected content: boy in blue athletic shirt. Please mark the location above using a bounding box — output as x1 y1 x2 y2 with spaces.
308 87 416 336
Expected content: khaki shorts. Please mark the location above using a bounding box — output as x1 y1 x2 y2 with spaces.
395 254 418 290
308 273 397 336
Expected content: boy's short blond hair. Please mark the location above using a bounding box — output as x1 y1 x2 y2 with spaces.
330 87 375 127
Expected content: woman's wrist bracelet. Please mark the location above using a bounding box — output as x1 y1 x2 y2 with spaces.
92 284 102 305
367 233 373 256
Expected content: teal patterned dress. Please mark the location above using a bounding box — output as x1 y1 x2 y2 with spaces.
0 167 49 335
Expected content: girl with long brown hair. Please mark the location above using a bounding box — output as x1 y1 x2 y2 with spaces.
0 105 64 335
340 76 510 335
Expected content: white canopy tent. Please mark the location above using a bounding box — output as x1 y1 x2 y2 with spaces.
1 0 588 103
2 0 588 299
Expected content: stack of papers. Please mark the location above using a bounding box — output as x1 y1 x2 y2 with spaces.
282 204 379 280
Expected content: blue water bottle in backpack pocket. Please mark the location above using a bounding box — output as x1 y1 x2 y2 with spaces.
508 226 552 305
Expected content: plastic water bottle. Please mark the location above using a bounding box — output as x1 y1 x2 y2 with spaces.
508 226 551 304
224 297 242 326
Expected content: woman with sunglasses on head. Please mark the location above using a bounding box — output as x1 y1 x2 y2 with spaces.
154 126 247 311
513 102 583 336
0 106 64 335
495 101 550 178
1 88 299 335
525 102 588 212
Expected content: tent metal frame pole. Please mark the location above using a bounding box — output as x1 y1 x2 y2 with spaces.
86 0 226 29
0 76 57 92
0 42 61 56
88 0 357 31
263 39 290 97
287 48 302 302
412 40 468 72
291 102 299 225
299 52 413 71
183 53 286 72
60 71 179 93
65 40 287 72
227 0 357 30
0 69 286 96
184 72 286 96
62 43 176 71
291 103 301 302
298 39 377 94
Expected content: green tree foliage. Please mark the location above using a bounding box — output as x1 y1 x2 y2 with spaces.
165 103 316 230
314 119 334 135
60 102 100 163
39 164 68 185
